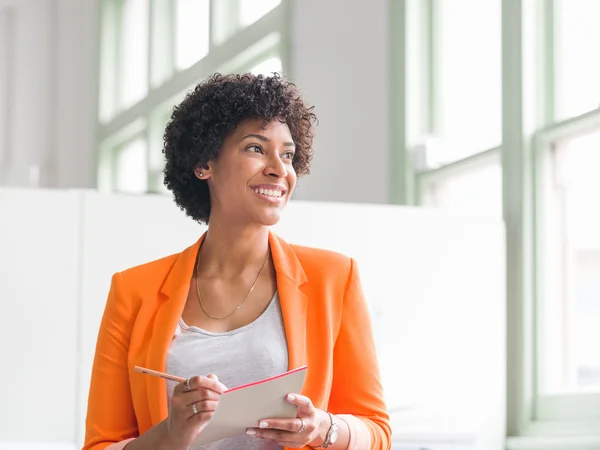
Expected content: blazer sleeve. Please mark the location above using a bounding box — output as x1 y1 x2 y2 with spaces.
328 258 392 450
82 272 139 450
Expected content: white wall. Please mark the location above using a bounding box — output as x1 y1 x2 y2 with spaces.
0 0 392 203
0 0 97 188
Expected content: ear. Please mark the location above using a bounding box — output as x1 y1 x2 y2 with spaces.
194 162 213 180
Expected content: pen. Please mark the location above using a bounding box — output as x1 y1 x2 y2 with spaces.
134 365 187 383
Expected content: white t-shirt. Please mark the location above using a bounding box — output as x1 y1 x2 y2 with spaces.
165 292 289 450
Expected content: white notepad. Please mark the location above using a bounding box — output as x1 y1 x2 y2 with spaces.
192 366 308 447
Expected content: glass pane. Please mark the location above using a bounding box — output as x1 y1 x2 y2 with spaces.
555 0 600 120
114 137 148 194
249 56 282 75
420 159 502 217
433 0 501 164
120 0 149 108
540 127 600 394
175 0 210 71
239 0 280 27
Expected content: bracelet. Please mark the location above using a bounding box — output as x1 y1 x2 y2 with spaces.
312 411 338 449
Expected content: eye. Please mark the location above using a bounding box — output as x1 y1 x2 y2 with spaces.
247 145 263 154
283 151 295 160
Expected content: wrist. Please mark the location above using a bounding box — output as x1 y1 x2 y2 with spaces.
156 420 182 450
309 409 331 448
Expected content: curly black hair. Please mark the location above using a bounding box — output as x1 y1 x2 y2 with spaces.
162 73 317 224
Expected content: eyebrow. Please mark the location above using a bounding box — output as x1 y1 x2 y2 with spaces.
240 133 295 147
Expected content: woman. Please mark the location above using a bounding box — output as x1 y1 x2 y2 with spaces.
83 73 391 450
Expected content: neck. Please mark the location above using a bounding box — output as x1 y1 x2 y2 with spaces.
198 217 270 277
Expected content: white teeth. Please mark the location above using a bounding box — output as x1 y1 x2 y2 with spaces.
254 188 282 198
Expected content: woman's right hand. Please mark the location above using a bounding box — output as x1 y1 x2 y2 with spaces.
164 373 227 449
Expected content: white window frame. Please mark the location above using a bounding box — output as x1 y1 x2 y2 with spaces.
415 145 501 210
395 0 503 210
503 0 600 448
95 0 290 194
530 107 600 427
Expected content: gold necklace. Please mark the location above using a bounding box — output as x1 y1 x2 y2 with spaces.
195 251 270 320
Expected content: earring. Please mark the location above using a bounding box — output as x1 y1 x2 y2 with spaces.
196 170 203 177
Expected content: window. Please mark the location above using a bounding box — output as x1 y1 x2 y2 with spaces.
411 0 502 217
174 0 209 71
239 0 281 28
554 0 600 121
395 0 600 443
97 0 287 194
114 137 148 194
538 126 600 399
250 56 282 76
418 150 502 217
431 0 502 166
119 0 149 108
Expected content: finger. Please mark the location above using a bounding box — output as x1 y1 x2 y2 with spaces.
189 410 214 424
285 393 315 416
246 428 300 446
256 417 311 433
181 399 219 420
182 388 221 406
175 375 227 394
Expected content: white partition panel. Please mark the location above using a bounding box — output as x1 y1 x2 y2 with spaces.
77 191 203 444
274 203 506 450
77 192 505 449
0 188 81 443
0 188 505 450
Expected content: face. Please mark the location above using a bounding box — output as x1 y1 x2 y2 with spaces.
197 118 297 227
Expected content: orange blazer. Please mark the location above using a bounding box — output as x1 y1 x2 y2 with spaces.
83 231 391 450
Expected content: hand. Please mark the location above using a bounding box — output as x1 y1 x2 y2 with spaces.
246 393 328 448
164 374 227 450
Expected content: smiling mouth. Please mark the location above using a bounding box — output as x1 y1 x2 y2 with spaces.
252 187 285 198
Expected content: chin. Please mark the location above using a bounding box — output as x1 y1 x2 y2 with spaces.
259 213 283 227
254 208 285 227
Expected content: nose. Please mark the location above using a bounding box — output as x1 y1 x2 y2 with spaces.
264 153 287 178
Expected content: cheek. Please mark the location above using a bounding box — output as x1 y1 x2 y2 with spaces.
288 166 297 188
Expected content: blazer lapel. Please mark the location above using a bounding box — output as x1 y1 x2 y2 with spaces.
269 232 309 371
146 235 204 425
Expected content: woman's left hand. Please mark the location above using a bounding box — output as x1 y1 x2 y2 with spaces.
246 393 326 448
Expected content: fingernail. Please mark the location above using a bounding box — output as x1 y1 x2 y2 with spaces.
259 421 269 428
246 429 256 435
287 394 295 401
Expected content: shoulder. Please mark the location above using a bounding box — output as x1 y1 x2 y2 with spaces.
110 248 187 305
118 252 180 285
291 244 352 268
289 243 355 282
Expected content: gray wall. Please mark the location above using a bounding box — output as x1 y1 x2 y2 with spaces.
0 0 392 203
289 0 390 204
0 0 97 189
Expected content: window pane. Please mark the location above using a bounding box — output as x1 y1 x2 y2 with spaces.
555 0 600 120
175 0 210 71
433 0 501 163
540 128 600 394
120 0 149 108
114 138 148 194
249 56 282 75
420 159 502 217
239 0 280 27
